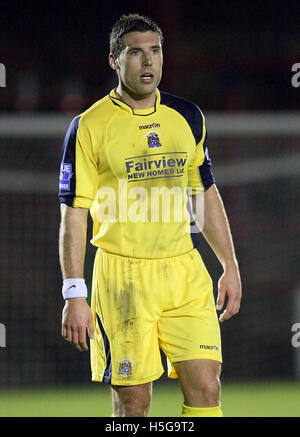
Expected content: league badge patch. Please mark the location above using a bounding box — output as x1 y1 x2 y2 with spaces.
59 163 72 190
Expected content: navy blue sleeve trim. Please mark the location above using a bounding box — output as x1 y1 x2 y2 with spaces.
58 116 80 206
160 91 215 190
199 132 215 190
160 91 203 145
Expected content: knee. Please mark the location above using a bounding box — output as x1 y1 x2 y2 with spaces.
121 391 151 416
112 384 152 417
198 376 221 403
186 375 221 406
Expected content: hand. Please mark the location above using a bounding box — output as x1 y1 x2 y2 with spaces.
216 265 242 323
62 298 94 351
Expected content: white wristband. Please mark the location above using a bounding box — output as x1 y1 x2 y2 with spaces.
62 278 88 299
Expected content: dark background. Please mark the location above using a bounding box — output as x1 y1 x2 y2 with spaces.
1 0 300 113
0 0 300 389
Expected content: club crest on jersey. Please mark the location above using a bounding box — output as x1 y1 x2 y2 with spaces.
146 131 162 148
117 359 135 377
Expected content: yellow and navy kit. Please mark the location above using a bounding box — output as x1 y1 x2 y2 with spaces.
59 89 221 385
58 89 215 259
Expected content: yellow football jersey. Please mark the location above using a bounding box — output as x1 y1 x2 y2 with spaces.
59 89 215 258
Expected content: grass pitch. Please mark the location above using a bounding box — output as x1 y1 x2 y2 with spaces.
0 380 299 417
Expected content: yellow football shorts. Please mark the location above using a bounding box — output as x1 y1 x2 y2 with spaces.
90 248 222 386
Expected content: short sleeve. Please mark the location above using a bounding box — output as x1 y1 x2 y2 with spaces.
58 115 98 208
188 113 215 194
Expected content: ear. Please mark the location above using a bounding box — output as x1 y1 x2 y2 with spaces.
109 53 119 71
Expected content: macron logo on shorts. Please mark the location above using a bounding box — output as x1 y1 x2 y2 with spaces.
200 344 219 351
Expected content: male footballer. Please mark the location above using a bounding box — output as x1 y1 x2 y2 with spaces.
59 13 242 417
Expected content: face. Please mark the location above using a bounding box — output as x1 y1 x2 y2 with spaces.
111 31 163 99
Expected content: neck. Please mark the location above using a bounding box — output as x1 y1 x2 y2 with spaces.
115 84 156 110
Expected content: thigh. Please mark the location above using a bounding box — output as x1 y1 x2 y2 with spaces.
174 359 221 386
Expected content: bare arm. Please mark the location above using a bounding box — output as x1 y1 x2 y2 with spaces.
59 204 94 351
192 184 242 322
59 203 88 278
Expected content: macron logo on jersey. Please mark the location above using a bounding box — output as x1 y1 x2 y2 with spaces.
139 123 160 129
59 163 72 190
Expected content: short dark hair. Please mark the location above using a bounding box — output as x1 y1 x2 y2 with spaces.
110 13 163 57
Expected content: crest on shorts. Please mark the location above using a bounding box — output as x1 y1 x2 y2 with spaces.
117 359 135 377
146 131 162 148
